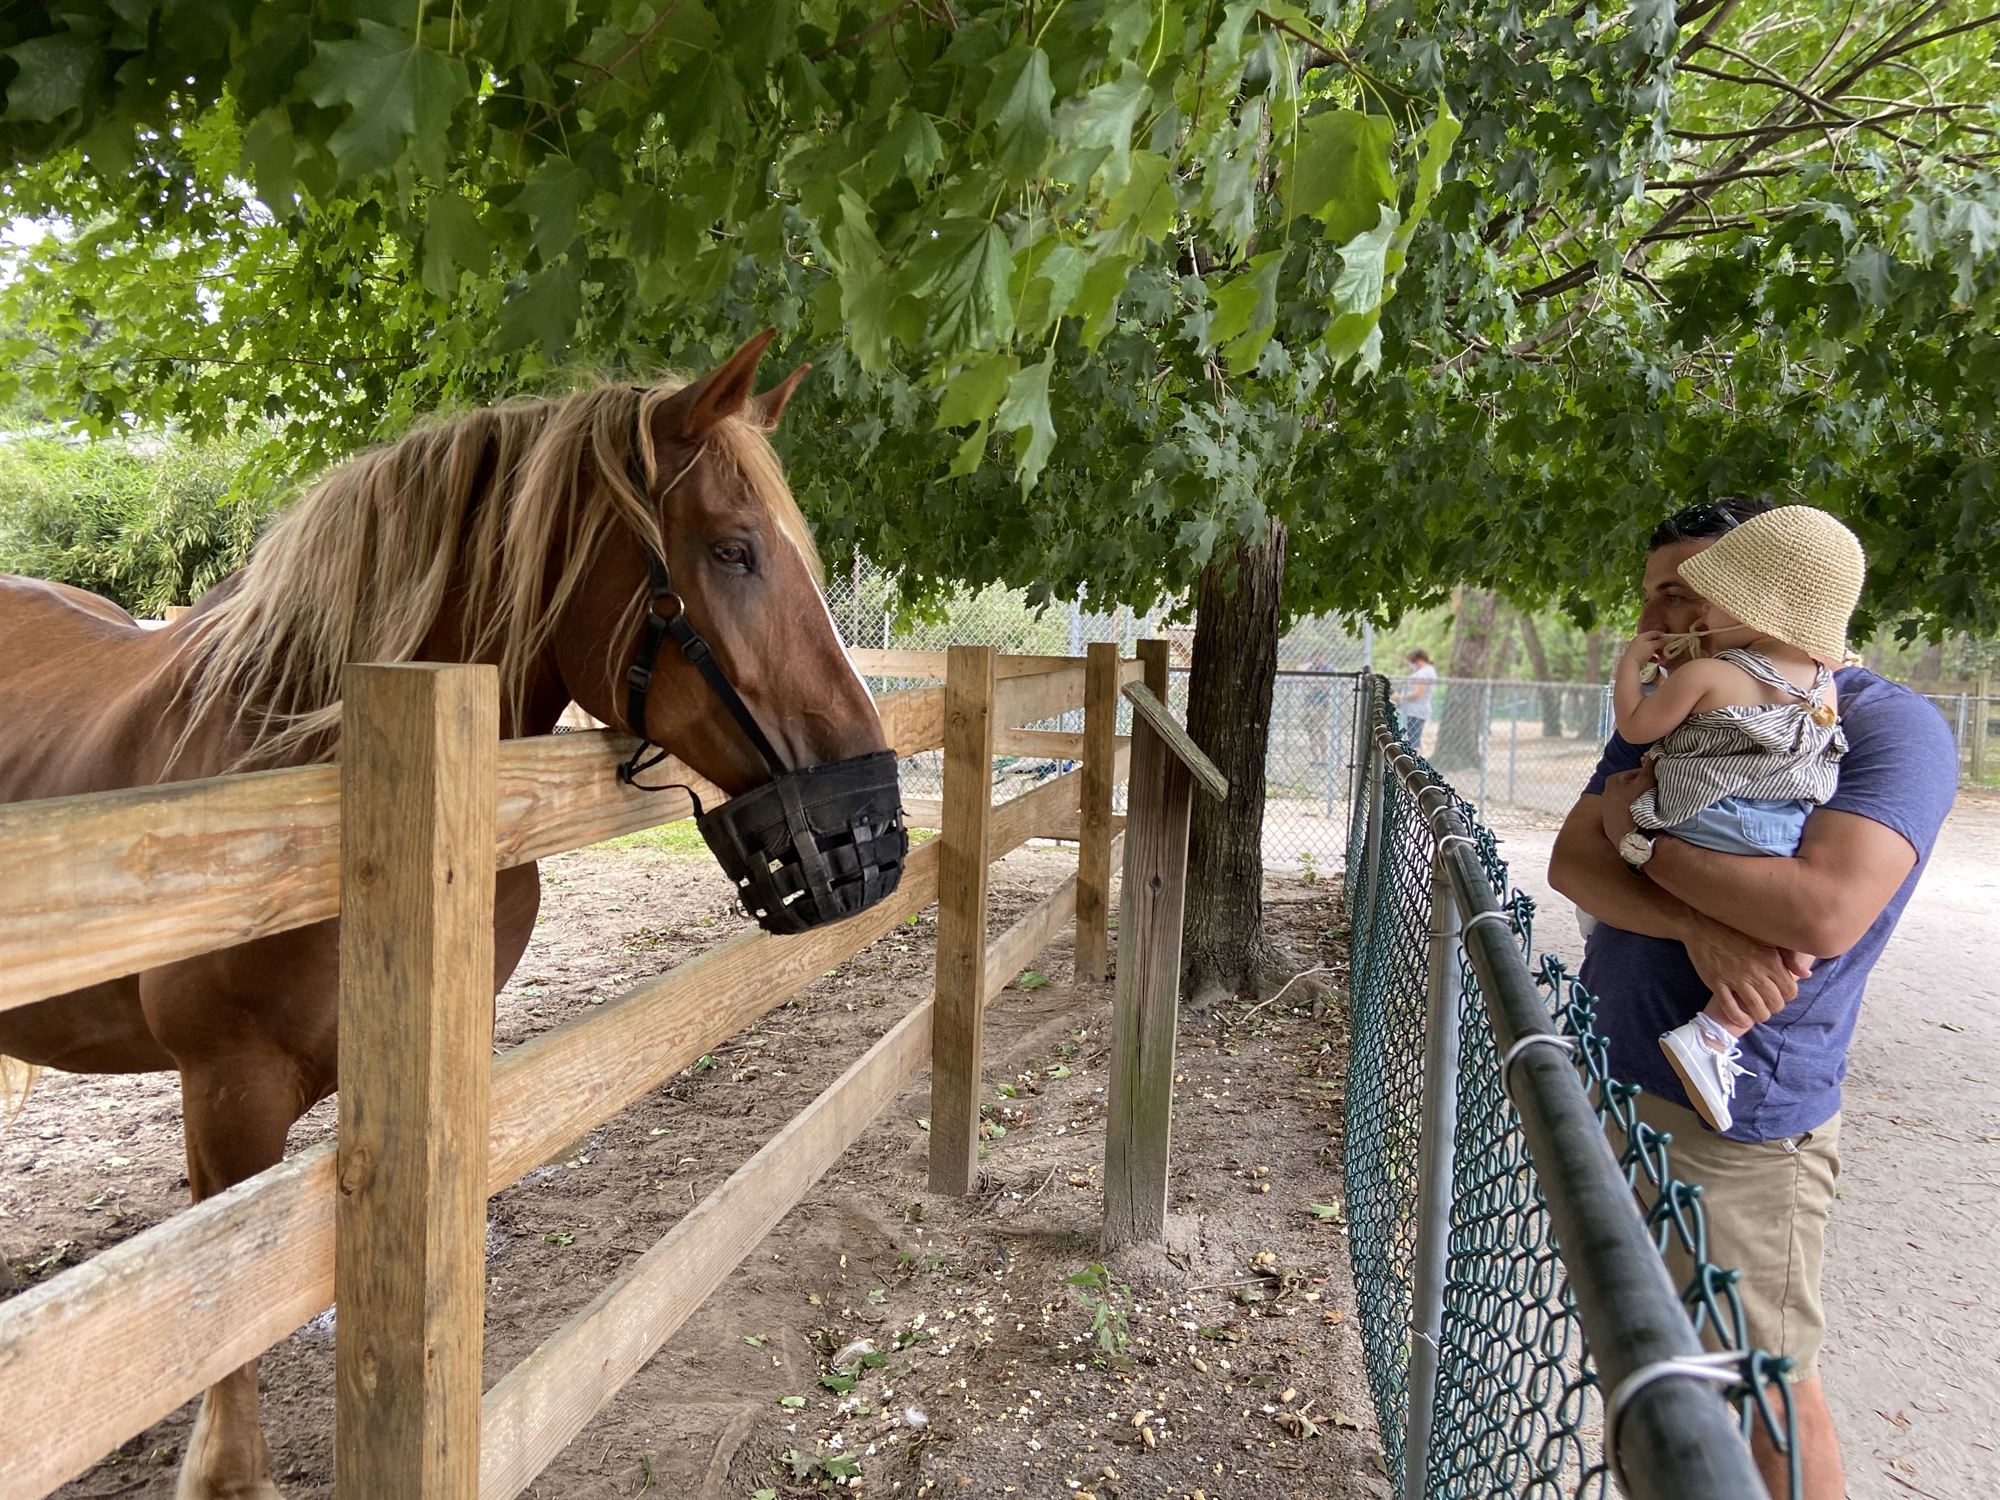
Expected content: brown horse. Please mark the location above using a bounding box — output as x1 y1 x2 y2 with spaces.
0 334 898 1499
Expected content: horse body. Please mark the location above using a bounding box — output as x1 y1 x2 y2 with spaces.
0 335 892 1499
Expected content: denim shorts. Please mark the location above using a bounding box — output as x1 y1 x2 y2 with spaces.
1667 795 1810 857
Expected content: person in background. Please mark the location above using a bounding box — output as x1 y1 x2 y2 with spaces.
1400 648 1438 750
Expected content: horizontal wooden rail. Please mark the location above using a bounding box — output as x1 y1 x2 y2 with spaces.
993 728 1135 759
479 999 935 1500
0 760 1082 1497
994 664 1085 728
0 687 944 1014
852 649 1133 681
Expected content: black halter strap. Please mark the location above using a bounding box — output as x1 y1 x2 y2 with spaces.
618 445 790 790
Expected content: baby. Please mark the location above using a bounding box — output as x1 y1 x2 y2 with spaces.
1609 506 1863 1131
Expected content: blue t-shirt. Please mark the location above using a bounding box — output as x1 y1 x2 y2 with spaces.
1579 669 1957 1141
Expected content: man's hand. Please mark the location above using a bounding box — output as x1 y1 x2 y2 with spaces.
1599 765 1657 845
1682 918 1811 1028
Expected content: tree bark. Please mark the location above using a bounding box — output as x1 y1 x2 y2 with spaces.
1181 519 1287 1009
1430 588 1498 772
1513 609 1566 735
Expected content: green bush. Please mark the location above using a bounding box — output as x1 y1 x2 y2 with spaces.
0 433 275 615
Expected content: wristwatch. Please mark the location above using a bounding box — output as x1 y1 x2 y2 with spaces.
1618 830 1657 871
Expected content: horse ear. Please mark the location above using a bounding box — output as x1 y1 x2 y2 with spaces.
651 329 777 441
749 363 811 431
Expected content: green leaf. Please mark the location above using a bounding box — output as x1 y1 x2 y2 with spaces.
778 1394 807 1409
980 45 1055 183
240 108 299 209
832 190 896 371
1329 206 1401 316
1100 150 1175 249
1074 254 1134 348
1284 108 1396 243
1207 250 1284 373
422 194 491 298
908 218 1016 353
948 423 990 477
300 21 470 180
478 0 572 74
1059 63 1150 191
3 28 100 124
868 109 944 194
995 355 1057 490
1404 103 1462 233
1017 968 1051 990
514 159 593 261
936 350 1020 429
497 261 583 359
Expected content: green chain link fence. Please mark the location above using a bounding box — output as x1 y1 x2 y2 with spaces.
1339 674 1800 1500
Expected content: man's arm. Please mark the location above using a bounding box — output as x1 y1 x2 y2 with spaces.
1548 792 1807 1024
1600 778 1916 955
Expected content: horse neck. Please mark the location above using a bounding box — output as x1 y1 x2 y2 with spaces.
414 576 572 741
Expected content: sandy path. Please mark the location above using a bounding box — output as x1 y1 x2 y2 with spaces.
1495 797 2000 1500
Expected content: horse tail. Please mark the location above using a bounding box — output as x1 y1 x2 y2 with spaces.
0 1055 42 1129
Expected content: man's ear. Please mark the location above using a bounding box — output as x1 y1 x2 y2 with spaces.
650 330 778 443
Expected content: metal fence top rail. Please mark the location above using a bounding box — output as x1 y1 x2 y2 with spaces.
1360 678 1771 1500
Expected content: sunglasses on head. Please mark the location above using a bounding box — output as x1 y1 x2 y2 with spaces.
1663 502 1746 538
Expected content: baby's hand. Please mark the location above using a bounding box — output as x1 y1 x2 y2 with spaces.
1623 630 1668 668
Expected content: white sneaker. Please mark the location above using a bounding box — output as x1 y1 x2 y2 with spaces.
1659 1013 1752 1132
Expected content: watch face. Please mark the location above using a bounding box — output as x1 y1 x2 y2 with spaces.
1620 832 1652 866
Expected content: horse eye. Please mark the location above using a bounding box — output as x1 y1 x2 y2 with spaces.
712 541 753 572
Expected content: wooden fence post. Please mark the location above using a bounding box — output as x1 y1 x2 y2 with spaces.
1075 642 1121 981
1138 637 1170 704
1102 683 1227 1251
929 645 996 1195
338 663 498 1500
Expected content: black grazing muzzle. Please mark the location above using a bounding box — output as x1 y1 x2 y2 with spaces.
614 447 907 934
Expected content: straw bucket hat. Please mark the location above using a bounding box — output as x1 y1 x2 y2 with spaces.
1677 505 1865 663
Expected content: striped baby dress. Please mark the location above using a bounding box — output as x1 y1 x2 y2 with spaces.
1630 648 1847 832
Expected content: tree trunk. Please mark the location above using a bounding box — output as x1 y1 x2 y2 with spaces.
1430 589 1498 772
1575 629 1611 737
1514 610 1566 735
1181 519 1287 1009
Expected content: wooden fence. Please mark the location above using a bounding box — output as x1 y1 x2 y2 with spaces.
0 640 1190 1500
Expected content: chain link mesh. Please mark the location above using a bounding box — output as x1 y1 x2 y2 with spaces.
1341 675 1800 1500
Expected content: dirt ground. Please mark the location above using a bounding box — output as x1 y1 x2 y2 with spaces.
1500 791 2000 1500
2 843 1387 1500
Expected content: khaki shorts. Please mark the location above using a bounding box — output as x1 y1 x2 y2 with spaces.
1613 1092 1841 1383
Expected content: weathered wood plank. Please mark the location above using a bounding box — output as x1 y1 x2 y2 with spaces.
1075 644 1121 981
478 1001 934 1500
1102 723 1198 1252
994 663 1086 729
0 765 341 1013
929 647 996 1195
852 649 1097 682
1138 639 1170 701
336 664 495 1499
0 1146 337 1500
1120 684 1227 800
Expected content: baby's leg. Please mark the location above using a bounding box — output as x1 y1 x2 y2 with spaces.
1699 996 1750 1042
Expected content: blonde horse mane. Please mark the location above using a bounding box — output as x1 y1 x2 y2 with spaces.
175 379 820 767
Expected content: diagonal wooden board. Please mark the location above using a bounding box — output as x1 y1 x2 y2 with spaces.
1119 683 1227 800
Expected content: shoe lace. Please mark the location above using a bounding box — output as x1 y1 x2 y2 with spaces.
1715 1037 1751 1101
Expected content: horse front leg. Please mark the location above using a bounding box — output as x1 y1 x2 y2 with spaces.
172 1051 321 1500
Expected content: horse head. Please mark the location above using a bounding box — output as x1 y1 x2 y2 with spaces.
554 333 907 935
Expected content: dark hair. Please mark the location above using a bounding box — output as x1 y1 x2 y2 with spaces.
1408 649 1431 664
1647 497 1774 551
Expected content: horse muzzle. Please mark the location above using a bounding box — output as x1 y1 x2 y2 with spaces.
695 749 909 934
